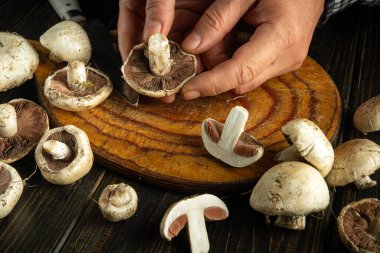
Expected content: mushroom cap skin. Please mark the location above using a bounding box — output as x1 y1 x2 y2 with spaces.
44 66 113 111
39 21 91 64
337 198 380 253
353 95 380 134
325 139 380 188
121 41 196 98
249 161 330 218
0 163 23 219
34 125 94 185
0 32 39 92
98 183 138 222
278 118 334 177
0 98 49 164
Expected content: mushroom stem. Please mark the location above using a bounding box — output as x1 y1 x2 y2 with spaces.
274 215 306 230
354 175 377 189
367 215 380 241
0 104 18 138
109 183 130 208
148 33 171 76
218 106 248 152
42 140 74 161
187 209 209 253
67 60 87 91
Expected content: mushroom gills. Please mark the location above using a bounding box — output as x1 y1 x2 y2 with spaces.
272 215 306 230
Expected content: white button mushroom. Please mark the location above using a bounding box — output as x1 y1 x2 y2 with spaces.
0 32 39 92
249 161 330 230
0 163 23 219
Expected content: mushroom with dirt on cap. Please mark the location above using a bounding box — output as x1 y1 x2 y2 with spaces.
201 106 264 167
122 33 196 97
0 163 23 219
34 125 93 185
160 193 229 253
249 161 330 230
337 198 380 253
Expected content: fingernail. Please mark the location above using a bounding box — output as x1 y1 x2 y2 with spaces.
143 21 162 41
183 90 201 100
183 32 201 50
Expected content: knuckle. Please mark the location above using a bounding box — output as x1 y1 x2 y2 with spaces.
145 0 169 15
235 61 260 85
203 7 225 32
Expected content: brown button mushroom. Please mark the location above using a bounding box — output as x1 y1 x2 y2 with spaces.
34 125 94 185
325 139 380 189
353 95 380 134
98 183 138 222
0 163 23 219
0 32 39 92
337 198 380 253
44 60 113 111
160 194 229 253
201 106 264 167
121 33 196 97
0 98 49 163
249 161 330 230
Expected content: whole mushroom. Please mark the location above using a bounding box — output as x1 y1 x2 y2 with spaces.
34 125 94 185
353 95 380 134
0 163 23 219
0 32 39 92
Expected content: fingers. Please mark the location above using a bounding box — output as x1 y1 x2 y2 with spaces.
143 0 175 40
182 0 254 54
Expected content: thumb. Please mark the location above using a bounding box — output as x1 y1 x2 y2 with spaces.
143 0 175 40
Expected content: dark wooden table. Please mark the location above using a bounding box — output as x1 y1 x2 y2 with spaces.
1 1 379 252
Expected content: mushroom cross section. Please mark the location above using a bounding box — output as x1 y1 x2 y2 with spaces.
160 194 229 253
201 106 264 167
0 162 23 219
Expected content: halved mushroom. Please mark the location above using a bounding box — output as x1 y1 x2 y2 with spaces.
0 32 39 92
44 60 113 111
325 139 380 189
98 183 138 222
0 98 49 163
0 163 23 219
337 198 380 253
276 118 334 177
34 125 94 185
40 20 91 64
201 106 264 167
249 161 330 230
353 95 380 134
122 33 196 97
160 194 229 253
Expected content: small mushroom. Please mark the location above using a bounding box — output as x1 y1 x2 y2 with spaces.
34 125 94 185
249 161 330 230
44 60 113 111
201 106 264 167
0 163 23 219
353 95 380 134
160 194 229 253
122 33 196 97
0 32 39 92
325 139 380 189
98 183 138 222
276 118 334 177
0 98 49 163
337 198 380 253
39 20 91 64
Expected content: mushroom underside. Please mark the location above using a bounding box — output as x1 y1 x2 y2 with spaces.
0 167 11 195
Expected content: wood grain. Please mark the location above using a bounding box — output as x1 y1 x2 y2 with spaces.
32 40 341 193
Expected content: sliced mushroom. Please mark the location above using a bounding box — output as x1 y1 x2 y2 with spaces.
201 106 264 167
98 183 138 222
44 60 113 111
0 163 23 219
353 95 380 134
39 20 91 64
276 118 334 177
249 161 330 230
122 33 196 97
160 194 229 253
34 125 94 185
0 98 49 163
337 198 380 253
325 139 380 189
0 32 39 92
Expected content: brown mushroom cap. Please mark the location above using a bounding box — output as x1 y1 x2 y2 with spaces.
121 41 196 97
337 198 380 253
0 98 49 163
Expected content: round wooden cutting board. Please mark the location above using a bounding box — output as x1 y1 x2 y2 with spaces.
31 41 341 193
